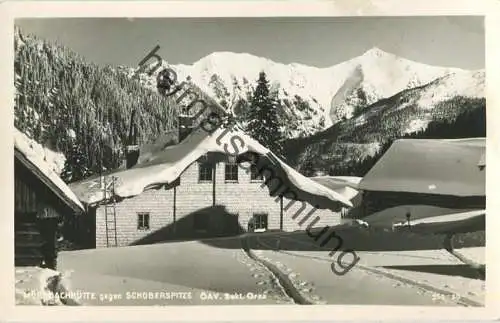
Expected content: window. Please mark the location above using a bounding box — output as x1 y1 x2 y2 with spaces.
198 162 213 182
252 213 268 232
137 213 150 230
225 163 239 182
250 165 263 181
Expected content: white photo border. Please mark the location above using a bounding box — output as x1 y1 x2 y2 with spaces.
0 1 499 322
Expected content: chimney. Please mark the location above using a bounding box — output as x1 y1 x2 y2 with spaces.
125 145 140 169
124 109 140 169
179 115 195 142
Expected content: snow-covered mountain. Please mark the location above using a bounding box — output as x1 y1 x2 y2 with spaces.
337 69 485 142
284 70 486 176
127 47 483 138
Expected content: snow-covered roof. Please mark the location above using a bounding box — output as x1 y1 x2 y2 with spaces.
359 138 486 197
309 176 362 206
309 176 362 189
392 209 485 234
14 128 85 213
70 125 354 210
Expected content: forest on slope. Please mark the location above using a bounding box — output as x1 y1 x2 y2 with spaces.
285 92 486 177
338 105 485 176
14 27 179 183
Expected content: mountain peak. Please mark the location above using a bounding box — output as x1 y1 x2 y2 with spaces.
194 51 268 71
361 47 394 59
197 51 276 66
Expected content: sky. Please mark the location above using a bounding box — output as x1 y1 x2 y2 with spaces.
15 16 485 70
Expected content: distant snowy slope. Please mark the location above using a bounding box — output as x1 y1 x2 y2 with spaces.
347 69 485 136
284 70 485 175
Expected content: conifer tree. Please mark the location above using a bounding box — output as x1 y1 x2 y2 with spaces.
244 71 284 157
60 142 92 183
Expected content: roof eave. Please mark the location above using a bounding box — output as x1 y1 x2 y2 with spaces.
14 148 85 214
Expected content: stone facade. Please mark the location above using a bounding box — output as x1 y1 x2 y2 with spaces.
95 157 344 248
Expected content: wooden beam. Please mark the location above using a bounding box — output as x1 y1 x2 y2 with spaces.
212 163 216 206
280 196 283 231
173 186 177 234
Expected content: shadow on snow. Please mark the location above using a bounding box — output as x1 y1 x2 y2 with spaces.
127 205 485 254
